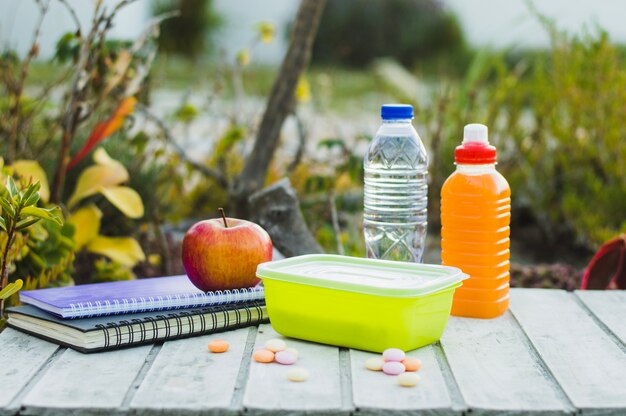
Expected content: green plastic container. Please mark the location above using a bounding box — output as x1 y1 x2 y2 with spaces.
256 254 467 352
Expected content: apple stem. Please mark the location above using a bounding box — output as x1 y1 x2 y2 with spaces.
218 207 229 228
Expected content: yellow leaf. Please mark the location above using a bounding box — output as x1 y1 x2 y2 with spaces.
93 147 122 167
68 205 102 249
12 160 50 202
67 164 129 208
0 279 22 300
99 186 144 219
295 76 311 103
147 253 161 266
87 236 145 267
256 22 275 44
236 49 251 67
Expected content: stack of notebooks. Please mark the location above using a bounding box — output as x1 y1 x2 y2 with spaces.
6 275 268 353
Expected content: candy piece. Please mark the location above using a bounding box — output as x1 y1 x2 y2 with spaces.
265 338 287 352
253 349 275 363
382 361 405 376
383 348 406 362
402 357 422 372
275 350 298 365
365 357 385 371
207 339 229 353
287 367 310 382
397 372 421 387
284 347 299 358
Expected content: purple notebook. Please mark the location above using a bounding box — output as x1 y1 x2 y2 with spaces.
19 275 264 319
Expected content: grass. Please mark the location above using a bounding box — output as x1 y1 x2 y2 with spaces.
27 57 396 114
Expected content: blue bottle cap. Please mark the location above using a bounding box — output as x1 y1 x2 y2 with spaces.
381 104 413 120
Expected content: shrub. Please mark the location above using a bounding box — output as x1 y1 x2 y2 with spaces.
153 0 222 59
379 23 626 253
312 0 465 67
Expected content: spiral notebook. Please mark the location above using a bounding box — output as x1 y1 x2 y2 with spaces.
6 301 268 353
18 275 264 318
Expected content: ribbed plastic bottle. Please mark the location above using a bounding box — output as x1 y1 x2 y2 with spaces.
363 104 428 262
440 124 511 318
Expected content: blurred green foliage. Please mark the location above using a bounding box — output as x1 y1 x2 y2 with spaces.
409 26 626 250
153 0 222 59
313 0 465 67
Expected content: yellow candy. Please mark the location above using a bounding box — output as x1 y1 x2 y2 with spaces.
265 338 287 352
397 372 421 387
208 339 229 353
365 357 385 371
287 367 310 382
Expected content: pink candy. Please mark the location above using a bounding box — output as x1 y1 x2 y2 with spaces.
382 348 406 362
275 350 298 365
382 361 406 375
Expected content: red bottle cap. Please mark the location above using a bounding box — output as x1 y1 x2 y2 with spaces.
454 124 497 164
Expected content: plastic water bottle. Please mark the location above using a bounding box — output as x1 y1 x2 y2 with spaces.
363 104 428 262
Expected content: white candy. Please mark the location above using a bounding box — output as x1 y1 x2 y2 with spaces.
365 357 385 371
265 338 287 352
284 347 299 358
397 372 421 387
287 367 310 382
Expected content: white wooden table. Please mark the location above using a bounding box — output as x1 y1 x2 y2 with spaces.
1 288 625 416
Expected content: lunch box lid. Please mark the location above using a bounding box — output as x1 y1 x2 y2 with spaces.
256 254 467 297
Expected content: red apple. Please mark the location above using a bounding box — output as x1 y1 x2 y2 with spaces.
182 211 272 292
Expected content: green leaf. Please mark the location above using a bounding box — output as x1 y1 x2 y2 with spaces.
54 32 80 64
20 181 40 202
0 197 15 218
20 206 63 225
0 216 5 231
0 279 23 300
174 103 199 123
16 216 41 231
23 186 41 207
6 176 18 199
317 138 347 150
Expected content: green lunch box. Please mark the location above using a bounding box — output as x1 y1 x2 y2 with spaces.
256 254 467 352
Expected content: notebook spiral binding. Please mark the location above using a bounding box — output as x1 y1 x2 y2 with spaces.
95 301 267 351
67 286 265 318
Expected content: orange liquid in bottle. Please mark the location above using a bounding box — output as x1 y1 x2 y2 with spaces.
441 125 511 318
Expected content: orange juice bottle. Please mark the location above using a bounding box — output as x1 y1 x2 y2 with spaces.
440 124 511 318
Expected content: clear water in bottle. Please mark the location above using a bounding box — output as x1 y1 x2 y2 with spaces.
363 104 428 262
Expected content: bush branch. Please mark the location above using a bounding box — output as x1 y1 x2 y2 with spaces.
139 104 229 189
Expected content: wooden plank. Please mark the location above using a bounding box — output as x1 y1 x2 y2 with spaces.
575 290 626 345
21 345 152 415
130 328 253 415
0 329 59 414
441 312 570 415
243 324 347 415
350 345 455 415
510 289 626 415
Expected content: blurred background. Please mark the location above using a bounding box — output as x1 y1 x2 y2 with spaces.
1 0 625 293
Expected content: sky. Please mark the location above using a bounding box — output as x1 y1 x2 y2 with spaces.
446 0 626 49
2 0 626 62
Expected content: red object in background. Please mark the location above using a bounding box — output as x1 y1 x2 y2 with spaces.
67 97 137 170
580 234 626 290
